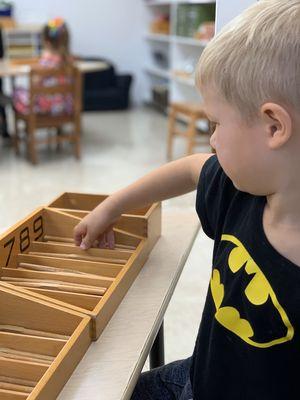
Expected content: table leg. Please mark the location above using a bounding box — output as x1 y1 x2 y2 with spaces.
0 77 9 137
150 320 165 369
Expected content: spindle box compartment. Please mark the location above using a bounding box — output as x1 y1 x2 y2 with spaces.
0 282 91 400
48 191 161 239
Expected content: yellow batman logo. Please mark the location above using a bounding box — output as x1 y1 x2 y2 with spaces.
210 234 294 348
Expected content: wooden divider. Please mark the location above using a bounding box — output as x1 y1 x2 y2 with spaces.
0 283 91 400
47 192 157 237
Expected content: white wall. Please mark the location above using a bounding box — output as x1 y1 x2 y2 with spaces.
216 0 257 32
12 1 259 105
13 0 147 105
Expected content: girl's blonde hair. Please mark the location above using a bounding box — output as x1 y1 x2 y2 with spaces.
196 0 300 122
43 18 70 64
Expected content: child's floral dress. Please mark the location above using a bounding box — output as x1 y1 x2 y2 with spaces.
13 53 73 115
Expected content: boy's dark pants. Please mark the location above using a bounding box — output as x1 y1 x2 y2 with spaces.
131 357 193 400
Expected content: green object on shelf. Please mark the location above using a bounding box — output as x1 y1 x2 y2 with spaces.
177 4 187 37
176 4 215 38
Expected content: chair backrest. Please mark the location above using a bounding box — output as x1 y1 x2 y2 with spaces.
28 64 82 117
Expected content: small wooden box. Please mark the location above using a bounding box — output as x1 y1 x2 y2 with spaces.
48 192 161 240
0 282 91 400
1 194 161 340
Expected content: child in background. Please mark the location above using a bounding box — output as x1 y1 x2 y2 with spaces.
74 1 300 399
13 17 73 115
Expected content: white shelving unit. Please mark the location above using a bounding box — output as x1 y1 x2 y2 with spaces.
144 65 171 79
3 24 42 59
144 32 171 42
143 0 216 110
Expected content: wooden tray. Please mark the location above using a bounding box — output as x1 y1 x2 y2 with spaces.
48 191 161 239
0 196 161 340
0 282 91 400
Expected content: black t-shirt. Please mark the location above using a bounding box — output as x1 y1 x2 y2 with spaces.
191 155 300 400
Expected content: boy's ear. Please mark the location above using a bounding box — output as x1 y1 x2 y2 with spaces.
260 103 292 149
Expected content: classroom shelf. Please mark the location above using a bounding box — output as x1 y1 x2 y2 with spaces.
144 33 171 42
144 66 171 79
143 0 215 104
173 35 209 46
3 24 42 59
146 0 215 5
172 74 195 86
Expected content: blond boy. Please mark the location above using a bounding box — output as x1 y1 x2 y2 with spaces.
74 1 300 398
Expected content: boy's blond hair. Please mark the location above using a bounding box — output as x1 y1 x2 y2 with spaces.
196 0 300 122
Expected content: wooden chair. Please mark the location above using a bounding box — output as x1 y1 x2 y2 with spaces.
13 64 82 164
167 102 209 160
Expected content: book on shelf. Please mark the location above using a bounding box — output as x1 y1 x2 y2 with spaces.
150 14 170 35
7 46 37 58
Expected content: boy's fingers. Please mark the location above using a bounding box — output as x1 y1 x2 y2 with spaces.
73 223 86 246
106 230 115 249
74 220 115 250
98 230 115 249
74 223 94 250
80 241 88 250
92 239 100 248
98 236 107 249
80 233 93 250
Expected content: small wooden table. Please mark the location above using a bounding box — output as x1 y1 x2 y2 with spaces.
0 59 109 77
57 207 200 400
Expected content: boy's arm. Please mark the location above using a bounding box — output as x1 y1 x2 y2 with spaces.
74 153 213 249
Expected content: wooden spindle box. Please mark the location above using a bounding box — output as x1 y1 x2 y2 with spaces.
1 193 161 340
0 193 161 399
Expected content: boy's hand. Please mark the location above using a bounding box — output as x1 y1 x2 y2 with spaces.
73 206 120 250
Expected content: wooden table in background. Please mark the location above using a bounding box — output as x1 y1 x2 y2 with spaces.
58 207 200 400
0 59 109 77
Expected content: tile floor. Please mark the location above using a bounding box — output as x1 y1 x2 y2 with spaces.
0 107 213 364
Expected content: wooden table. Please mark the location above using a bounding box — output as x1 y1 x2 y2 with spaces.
57 208 199 400
0 59 109 77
